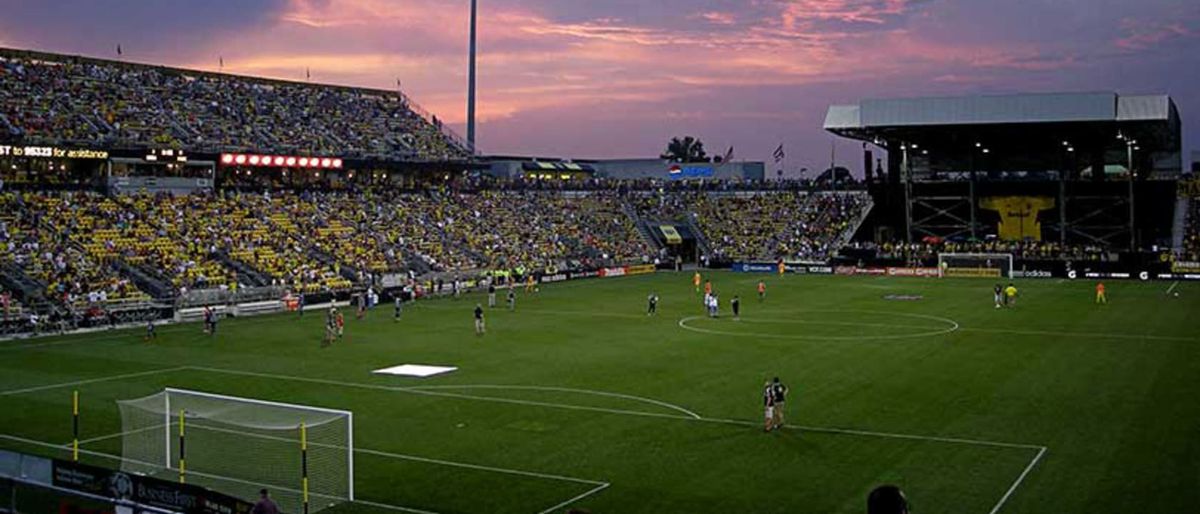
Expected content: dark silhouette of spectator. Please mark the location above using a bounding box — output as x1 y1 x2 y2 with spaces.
867 484 909 514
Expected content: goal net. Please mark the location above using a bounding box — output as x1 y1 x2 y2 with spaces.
117 388 353 514
937 253 1013 279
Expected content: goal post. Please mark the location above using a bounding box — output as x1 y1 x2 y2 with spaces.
117 388 353 514
937 253 1013 279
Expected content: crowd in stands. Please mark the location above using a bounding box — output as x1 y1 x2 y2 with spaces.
1180 197 1200 262
694 192 870 262
0 52 470 161
0 192 150 310
0 188 661 316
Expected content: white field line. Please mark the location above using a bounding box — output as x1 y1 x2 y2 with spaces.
189 366 1043 451
1166 281 1180 295
404 384 701 419
535 482 611 514
988 446 1047 514
0 367 187 396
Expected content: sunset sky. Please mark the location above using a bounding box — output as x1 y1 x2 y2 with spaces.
1 0 1197 175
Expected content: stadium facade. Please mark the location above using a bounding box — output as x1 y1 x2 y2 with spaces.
483 156 765 181
825 92 1182 250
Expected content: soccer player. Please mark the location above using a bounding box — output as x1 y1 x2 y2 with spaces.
1004 283 1018 307
731 295 741 320
297 292 305 317
770 377 789 428
507 289 516 311
488 283 497 307
757 280 766 302
647 292 658 315
525 274 536 293
393 295 403 322
704 280 713 296
202 306 212 335
777 260 786 276
474 303 485 335
144 320 157 342
322 308 335 347
993 283 1003 309
1095 282 1107 304
693 271 701 293
355 293 366 320
335 309 345 340
763 381 776 432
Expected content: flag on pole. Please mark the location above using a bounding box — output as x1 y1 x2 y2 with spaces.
116 44 123 56
305 67 311 80
219 56 224 69
722 146 734 164
772 144 785 163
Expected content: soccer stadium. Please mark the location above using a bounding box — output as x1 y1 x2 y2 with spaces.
1 4 1200 514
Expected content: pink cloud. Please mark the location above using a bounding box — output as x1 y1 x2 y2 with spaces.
690 11 738 25
1114 17 1194 50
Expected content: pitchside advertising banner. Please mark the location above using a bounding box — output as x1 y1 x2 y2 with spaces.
538 264 655 284
731 262 832 274
52 459 252 514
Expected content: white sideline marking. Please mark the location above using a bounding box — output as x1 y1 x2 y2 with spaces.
0 367 186 396
1166 281 1179 295
988 446 1047 514
405 384 702 420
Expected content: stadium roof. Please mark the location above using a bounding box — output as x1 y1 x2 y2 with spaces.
824 92 1177 130
824 92 1182 175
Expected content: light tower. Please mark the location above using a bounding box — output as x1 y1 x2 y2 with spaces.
467 0 478 148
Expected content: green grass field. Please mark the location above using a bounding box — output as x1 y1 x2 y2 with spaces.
2 272 1198 514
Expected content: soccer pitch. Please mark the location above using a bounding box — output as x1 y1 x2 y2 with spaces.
2 272 1198 514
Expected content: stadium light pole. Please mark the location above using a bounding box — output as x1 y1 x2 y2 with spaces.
467 0 478 149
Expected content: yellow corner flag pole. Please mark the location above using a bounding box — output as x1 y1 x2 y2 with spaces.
178 409 186 484
301 422 309 514
72 390 79 461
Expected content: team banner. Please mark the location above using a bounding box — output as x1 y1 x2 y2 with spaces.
52 459 252 514
659 225 683 244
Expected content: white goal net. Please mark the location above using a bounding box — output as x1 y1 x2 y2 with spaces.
937 252 1013 279
117 388 353 514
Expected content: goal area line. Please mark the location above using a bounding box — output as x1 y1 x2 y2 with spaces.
0 365 1047 514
